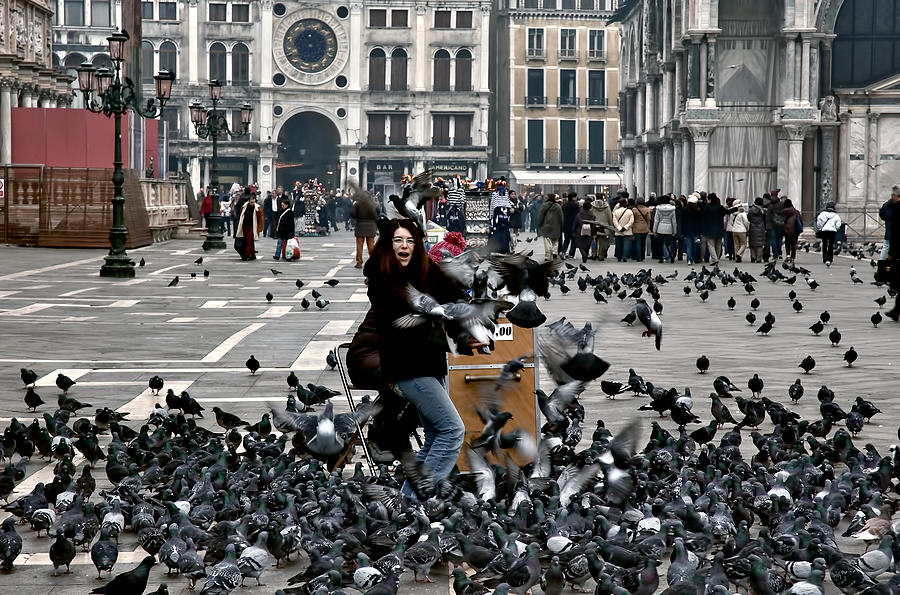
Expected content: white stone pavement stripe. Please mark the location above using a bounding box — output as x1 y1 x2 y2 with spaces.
291 340 337 370
258 306 293 318
120 278 151 285
2 303 55 315
201 300 229 308
59 287 97 297
0 291 19 297
117 381 194 419
167 317 198 323
35 368 92 387
108 299 140 307
201 322 267 363
19 550 151 567
0 255 105 281
318 320 355 335
325 265 343 277
148 263 187 276
0 359 203 364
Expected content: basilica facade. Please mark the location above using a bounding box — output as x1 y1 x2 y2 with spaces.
614 0 900 233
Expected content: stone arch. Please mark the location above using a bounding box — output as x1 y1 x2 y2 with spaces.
273 109 343 189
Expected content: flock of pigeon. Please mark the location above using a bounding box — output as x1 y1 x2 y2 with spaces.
0 235 898 595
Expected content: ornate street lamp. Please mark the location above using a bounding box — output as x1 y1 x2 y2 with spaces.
75 30 174 278
190 79 253 251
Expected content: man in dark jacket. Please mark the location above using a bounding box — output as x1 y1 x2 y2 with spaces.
273 197 296 260
765 190 784 260
886 185 900 321
880 192 894 260
561 192 581 258
538 193 564 261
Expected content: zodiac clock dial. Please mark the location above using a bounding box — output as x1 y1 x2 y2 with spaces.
283 19 338 73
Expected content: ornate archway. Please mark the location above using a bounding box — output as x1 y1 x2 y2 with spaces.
275 111 341 190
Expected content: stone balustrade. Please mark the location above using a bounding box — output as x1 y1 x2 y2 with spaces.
139 178 196 242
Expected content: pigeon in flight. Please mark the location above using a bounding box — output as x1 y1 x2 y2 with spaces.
167 276 179 287
634 298 662 350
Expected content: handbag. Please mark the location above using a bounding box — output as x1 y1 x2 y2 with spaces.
795 216 804 234
875 259 895 284
233 236 246 254
580 223 592 236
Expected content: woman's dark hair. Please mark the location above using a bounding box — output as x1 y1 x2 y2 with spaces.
755 197 764 206
582 200 592 210
627 198 636 207
708 193 720 206
658 194 670 204
369 218 431 279
782 198 794 209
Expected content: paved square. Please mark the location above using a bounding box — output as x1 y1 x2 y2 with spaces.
0 232 895 593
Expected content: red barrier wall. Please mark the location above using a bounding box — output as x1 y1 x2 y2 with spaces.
10 108 158 169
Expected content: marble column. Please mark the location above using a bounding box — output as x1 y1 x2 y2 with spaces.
674 50 684 113
626 89 637 136
0 81 11 164
776 131 789 193
348 3 362 90
39 93 51 108
705 36 717 106
662 140 674 194
188 0 199 84
624 150 635 195
415 5 427 91
821 39 833 96
647 76 659 132
698 39 708 103
837 112 849 203
866 113 880 203
635 148 646 198
681 134 692 193
690 126 713 192
247 161 254 185
662 63 674 126
189 156 201 193
202 158 210 188
784 125 807 211
636 83 645 135
687 38 702 102
645 146 657 195
479 7 490 91
819 124 838 208
10 86 19 108
800 35 811 105
672 133 682 195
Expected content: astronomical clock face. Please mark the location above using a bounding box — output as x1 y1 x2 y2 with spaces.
283 19 338 74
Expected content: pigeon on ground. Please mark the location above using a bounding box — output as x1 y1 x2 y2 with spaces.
246 355 260 375
324 279 340 287
237 531 270 586
300 297 310 309
696 355 710 373
266 292 273 303
167 276 179 287
24 387 44 411
799 355 816 374
747 374 764 398
194 256 203 265
139 257 145 267
325 351 338 369
871 312 882 327
270 268 283 276
0 518 22 570
55 373 76 395
295 279 304 289
90 527 118 578
829 327 842 346
843 347 858 367
809 320 824 335
788 379 804 404
89 556 156 594
148 375 164 395
213 407 249 430
20 368 37 388
633 298 663 350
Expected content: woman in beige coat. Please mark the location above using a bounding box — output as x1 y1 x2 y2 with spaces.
613 197 635 262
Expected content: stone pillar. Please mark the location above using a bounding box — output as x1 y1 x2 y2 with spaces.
635 148 645 197
247 161 254 184
866 113 880 204
784 35 797 105
39 92 51 108
189 156 201 193
673 50 684 113
202 158 210 187
699 38 708 103
784 125 807 210
647 76 659 132
479 7 490 91
623 149 635 196
348 3 362 90
672 133 682 195
705 35 717 107
800 35 811 105
10 86 19 108
626 88 637 136
837 112 849 202
821 39 833 95
189 0 200 84
415 5 427 91
687 38 701 102
0 81 11 164
662 140 674 193
819 124 838 208
636 83 645 135
662 63 674 126
776 130 789 192
690 126 713 192
645 146 657 195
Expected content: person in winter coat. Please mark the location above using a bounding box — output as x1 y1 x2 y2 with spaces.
815 202 843 266
446 204 465 234
199 192 212 229
780 197 802 263
538 193 564 261
613 197 635 262
561 193 581 258
879 193 893 260
589 195 613 260
730 203 750 263
747 197 768 263
572 200 596 263
489 205 512 254
350 192 378 268
236 193 264 260
766 192 785 260
700 193 738 265
274 197 296 260
220 193 232 237
723 197 737 260
886 185 900 321
681 195 703 264
631 196 652 262
652 194 678 263
508 191 523 234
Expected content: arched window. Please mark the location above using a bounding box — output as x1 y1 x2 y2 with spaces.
159 41 177 77
390 48 407 91
141 42 154 83
369 48 386 90
433 49 451 91
833 0 900 87
91 53 113 70
232 43 249 85
455 49 472 92
209 42 226 83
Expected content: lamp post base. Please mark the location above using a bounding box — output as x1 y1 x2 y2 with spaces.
203 213 227 250
100 254 136 278
202 237 227 250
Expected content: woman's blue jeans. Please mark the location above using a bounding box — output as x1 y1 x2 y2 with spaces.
392 376 464 496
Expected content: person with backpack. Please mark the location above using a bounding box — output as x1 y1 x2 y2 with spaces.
766 191 785 260
815 202 843 267
780 197 802 263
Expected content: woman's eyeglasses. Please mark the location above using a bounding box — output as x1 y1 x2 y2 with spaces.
392 237 416 247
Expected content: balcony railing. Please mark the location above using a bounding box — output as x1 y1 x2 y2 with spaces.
525 95 547 106
515 0 614 10
587 49 607 62
526 47 546 59
557 96 579 107
524 148 620 166
559 48 578 61
586 97 608 107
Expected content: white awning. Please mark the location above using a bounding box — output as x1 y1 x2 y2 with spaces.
509 170 623 186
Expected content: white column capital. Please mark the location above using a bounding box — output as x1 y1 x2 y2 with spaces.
783 124 809 141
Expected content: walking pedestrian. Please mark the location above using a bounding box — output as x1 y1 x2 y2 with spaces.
747 197 768 263
538 193 564 261
236 193 263 261
572 199 596 263
780 197 802 263
273 197 295 260
731 202 750 263
561 193 580 259
880 189 895 260
199 191 212 229
885 186 900 321
350 190 378 268
700 193 736 265
652 194 677 263
631 196 651 262
220 192 232 237
613 196 635 262
766 190 785 260
815 202 843 266
364 218 468 494
262 190 275 238
508 190 522 235
589 194 613 260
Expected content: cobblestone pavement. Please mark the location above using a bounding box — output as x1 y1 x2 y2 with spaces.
0 230 895 593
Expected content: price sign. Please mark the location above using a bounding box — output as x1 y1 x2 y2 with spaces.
494 322 514 341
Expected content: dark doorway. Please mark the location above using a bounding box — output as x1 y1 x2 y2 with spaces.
276 112 341 190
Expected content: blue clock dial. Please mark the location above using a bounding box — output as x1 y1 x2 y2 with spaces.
283 19 338 73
